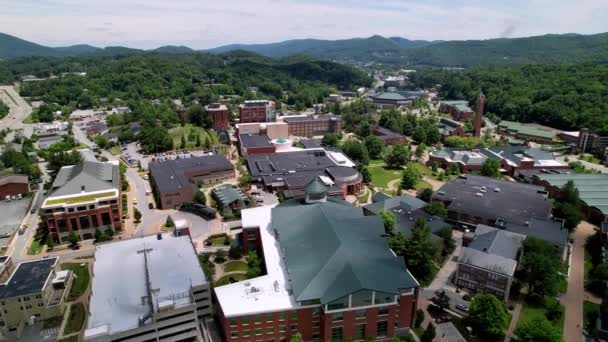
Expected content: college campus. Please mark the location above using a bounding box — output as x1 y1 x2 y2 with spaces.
0 9 607 342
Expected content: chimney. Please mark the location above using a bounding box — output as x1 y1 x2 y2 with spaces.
474 90 485 137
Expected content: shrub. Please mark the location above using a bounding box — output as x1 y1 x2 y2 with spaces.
229 245 243 259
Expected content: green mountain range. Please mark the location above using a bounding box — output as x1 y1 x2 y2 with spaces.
1 31 608 67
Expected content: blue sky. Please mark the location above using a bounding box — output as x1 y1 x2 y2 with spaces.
0 0 607 49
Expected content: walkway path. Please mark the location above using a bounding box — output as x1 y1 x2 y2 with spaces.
504 302 522 342
427 231 463 292
561 221 596 342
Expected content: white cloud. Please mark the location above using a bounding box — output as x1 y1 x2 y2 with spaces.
0 0 605 48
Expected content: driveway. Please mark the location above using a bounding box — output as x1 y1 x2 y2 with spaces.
427 230 463 292
561 221 596 342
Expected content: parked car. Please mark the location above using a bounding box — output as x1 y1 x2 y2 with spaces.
455 304 469 312
148 203 154 209
133 197 138 205
462 294 472 301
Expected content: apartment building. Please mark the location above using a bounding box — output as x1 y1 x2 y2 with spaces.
238 100 274 123
282 114 342 137
205 103 230 130
215 179 419 342
41 161 122 242
0 257 72 332
84 233 211 342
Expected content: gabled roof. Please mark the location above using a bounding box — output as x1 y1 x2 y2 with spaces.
469 224 525 260
272 198 418 304
458 247 518 276
50 161 119 197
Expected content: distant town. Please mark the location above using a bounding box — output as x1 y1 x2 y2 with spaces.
0 56 605 342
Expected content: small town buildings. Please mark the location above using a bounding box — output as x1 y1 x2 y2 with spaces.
84 233 211 341
438 118 466 138
214 180 420 342
41 161 122 242
238 134 276 156
439 100 474 121
238 100 275 123
206 103 230 130
246 149 362 197
36 121 69 136
533 173 608 223
149 155 234 209
0 175 29 199
496 121 560 143
86 121 109 137
428 145 569 176
0 257 72 332
456 225 525 301
282 114 342 137
373 126 407 145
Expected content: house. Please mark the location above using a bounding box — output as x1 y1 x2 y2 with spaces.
86 121 109 137
36 121 69 136
215 180 419 341
41 161 122 242
428 145 569 176
438 118 466 138
439 101 474 121
373 126 407 145
246 149 362 197
0 257 72 331
456 225 525 301
238 134 276 156
0 175 29 199
84 233 211 341
149 155 234 209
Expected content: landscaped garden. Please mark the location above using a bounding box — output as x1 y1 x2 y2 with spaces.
368 165 401 189
63 303 86 335
61 263 90 301
169 124 218 149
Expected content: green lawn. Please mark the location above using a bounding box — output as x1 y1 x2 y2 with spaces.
415 179 432 190
584 301 601 329
516 301 564 337
108 145 121 155
22 114 34 124
27 239 42 255
408 162 433 176
368 166 402 189
223 260 248 273
210 236 230 246
61 263 90 301
63 303 85 335
215 273 247 286
580 154 602 164
169 124 219 149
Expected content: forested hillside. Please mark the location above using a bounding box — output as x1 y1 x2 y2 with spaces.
411 64 608 134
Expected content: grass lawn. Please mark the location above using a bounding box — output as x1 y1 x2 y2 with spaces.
22 114 34 124
42 316 63 329
28 239 42 255
45 191 116 205
61 263 90 301
580 153 602 164
108 145 121 155
369 165 402 189
408 162 432 176
369 158 385 166
169 124 219 149
584 301 601 329
64 303 86 335
215 273 247 286
415 179 432 190
223 260 248 273
516 301 564 337
210 236 229 246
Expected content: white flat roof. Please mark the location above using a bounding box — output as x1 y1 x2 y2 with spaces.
535 159 567 167
86 233 207 336
214 205 297 317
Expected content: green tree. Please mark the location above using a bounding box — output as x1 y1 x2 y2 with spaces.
193 190 206 204
446 162 460 176
94 228 104 243
515 316 562 342
420 323 436 342
195 134 201 147
378 209 396 234
414 309 425 328
385 145 410 169
94 135 108 149
404 217 438 281
418 188 434 202
133 208 142 222
45 236 55 250
412 126 427 144
467 294 509 339
290 333 303 342
322 133 340 147
554 180 583 230
165 215 175 228
430 161 438 174
424 202 447 219
246 251 262 278
480 158 501 178
401 166 421 190
180 134 187 149
415 144 426 159
364 135 384 159
520 237 564 298
341 139 369 165
434 290 451 311
359 165 371 184
67 232 79 249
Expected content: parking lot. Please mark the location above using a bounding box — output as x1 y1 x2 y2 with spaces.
0 198 32 247
122 142 213 170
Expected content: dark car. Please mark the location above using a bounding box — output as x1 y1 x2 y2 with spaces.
179 202 216 220
462 294 472 301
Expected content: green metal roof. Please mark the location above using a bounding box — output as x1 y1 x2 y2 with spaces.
213 185 245 206
537 173 608 214
305 177 327 194
498 121 557 140
272 198 418 304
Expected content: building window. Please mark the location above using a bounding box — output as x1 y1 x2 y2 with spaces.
355 324 366 341
278 312 286 321
68 208 74 213
80 216 90 229
243 330 250 337
378 307 389 316
279 325 286 333
266 313 274 322
377 321 388 337
77 206 86 211
89 205 95 210
231 331 239 338
91 215 99 227
333 312 344 322
290 324 297 332
356 309 366 319
255 328 263 336
256 314 263 324
331 327 343 342
266 328 274 335
312 307 321 317
290 311 298 320
312 333 320 342
242 316 250 325
230 319 238 327
312 321 320 328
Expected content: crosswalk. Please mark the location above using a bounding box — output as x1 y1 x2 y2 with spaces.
41 326 58 338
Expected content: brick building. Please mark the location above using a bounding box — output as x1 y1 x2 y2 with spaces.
438 118 466 138
238 134 276 156
215 180 419 342
239 100 274 123
282 114 342 137
41 161 122 242
0 175 29 199
439 100 474 121
373 126 407 145
206 103 230 130
150 155 234 209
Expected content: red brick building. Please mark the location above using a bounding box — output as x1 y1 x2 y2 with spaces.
239 100 274 123
0 175 29 199
439 100 474 121
206 103 230 130
215 181 419 342
41 161 122 242
282 114 342 137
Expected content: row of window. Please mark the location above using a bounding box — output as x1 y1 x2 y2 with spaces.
230 324 298 338
331 321 388 342
229 311 298 327
45 199 117 214
49 212 117 231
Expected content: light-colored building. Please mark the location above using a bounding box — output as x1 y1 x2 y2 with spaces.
0 257 72 332
85 233 211 341
236 121 288 140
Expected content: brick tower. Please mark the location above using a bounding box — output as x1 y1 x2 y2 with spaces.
474 90 485 137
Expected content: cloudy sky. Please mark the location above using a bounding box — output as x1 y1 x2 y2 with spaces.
0 0 607 49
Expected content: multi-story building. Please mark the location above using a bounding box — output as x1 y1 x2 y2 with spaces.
496 121 559 143
238 134 276 156
239 100 274 123
215 179 420 342
205 103 230 130
0 257 72 332
438 118 466 138
41 161 122 242
282 114 342 137
84 233 211 342
236 122 288 140
373 126 407 145
456 225 525 301
150 155 234 209
439 100 474 121
577 128 608 162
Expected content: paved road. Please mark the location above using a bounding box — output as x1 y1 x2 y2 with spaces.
0 85 32 129
561 221 596 342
